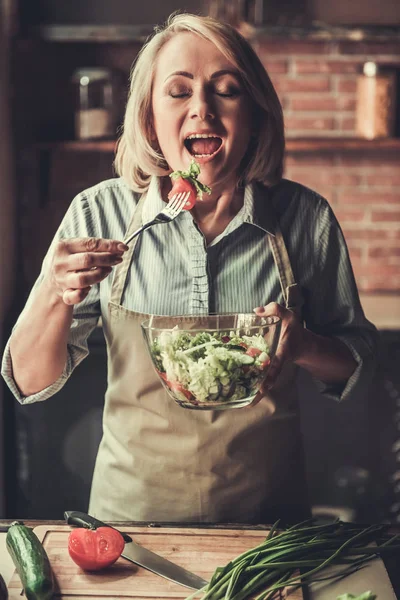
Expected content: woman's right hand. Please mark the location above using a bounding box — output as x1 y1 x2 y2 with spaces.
43 237 128 306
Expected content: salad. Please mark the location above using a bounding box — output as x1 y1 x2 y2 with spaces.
150 327 271 405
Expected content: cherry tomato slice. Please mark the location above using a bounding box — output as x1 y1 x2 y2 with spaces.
158 371 194 400
246 347 262 357
168 178 197 210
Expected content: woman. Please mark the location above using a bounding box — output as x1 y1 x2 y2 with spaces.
2 13 378 524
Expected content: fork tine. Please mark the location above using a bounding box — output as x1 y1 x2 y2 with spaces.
168 191 190 215
174 192 190 213
168 192 183 211
169 191 188 210
181 191 191 206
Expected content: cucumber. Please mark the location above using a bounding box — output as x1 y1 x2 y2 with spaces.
6 522 54 600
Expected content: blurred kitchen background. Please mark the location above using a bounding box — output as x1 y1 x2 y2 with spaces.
1 0 400 523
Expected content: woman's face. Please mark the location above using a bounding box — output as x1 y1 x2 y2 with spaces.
151 32 254 192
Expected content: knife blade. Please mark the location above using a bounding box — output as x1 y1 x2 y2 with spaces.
64 510 208 590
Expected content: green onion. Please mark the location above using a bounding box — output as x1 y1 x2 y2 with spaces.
184 519 400 600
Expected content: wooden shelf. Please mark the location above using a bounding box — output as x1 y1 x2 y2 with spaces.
250 23 400 42
286 137 400 153
21 24 154 43
35 138 400 154
21 23 400 44
36 140 118 152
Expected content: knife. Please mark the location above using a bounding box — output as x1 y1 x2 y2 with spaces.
64 510 208 590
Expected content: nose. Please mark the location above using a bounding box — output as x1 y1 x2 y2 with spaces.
189 88 215 122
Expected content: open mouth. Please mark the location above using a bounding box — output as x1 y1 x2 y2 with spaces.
184 134 223 158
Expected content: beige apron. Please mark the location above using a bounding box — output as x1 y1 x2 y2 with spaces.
89 188 310 524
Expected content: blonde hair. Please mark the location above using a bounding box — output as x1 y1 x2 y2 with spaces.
114 13 285 192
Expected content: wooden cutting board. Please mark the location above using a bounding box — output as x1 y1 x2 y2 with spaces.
7 525 304 600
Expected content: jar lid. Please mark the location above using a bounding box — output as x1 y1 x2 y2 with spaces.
363 62 378 77
71 67 113 83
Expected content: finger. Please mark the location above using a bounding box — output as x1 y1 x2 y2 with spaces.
58 237 129 256
65 266 113 289
67 251 124 272
253 302 285 317
62 286 91 306
247 390 263 407
264 351 285 388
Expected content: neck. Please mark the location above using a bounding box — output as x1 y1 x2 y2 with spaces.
192 182 243 221
193 184 245 244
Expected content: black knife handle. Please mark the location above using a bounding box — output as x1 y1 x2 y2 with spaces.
64 511 132 543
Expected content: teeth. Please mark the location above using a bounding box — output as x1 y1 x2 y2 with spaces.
186 133 220 140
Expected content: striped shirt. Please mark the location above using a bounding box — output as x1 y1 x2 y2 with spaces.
1 176 378 404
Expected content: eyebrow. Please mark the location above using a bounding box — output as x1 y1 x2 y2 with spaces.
164 69 240 82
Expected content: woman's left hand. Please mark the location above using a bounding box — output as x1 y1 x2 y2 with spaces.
250 302 305 403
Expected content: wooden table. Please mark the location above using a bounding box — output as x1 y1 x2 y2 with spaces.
1 519 400 599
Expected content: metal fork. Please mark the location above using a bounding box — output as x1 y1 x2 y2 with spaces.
124 192 190 245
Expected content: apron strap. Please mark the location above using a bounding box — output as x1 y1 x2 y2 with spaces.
268 234 303 314
110 192 147 306
256 183 304 317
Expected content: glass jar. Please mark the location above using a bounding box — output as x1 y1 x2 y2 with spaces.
71 68 117 140
355 62 397 140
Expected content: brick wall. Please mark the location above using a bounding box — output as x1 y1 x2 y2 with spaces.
254 38 400 296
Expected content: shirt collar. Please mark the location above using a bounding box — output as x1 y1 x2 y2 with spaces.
142 176 276 236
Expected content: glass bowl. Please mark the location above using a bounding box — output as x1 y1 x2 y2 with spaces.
141 314 281 410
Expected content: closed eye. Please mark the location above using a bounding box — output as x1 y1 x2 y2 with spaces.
216 91 238 97
214 86 241 98
171 90 238 99
167 84 192 98
170 91 191 98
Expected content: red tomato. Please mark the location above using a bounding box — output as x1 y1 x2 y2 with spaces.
246 347 262 357
68 527 125 571
168 178 197 209
158 371 194 400
171 381 193 400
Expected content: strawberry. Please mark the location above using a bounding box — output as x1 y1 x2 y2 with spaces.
168 160 212 210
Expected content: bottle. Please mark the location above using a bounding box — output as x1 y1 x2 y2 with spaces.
356 62 397 140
